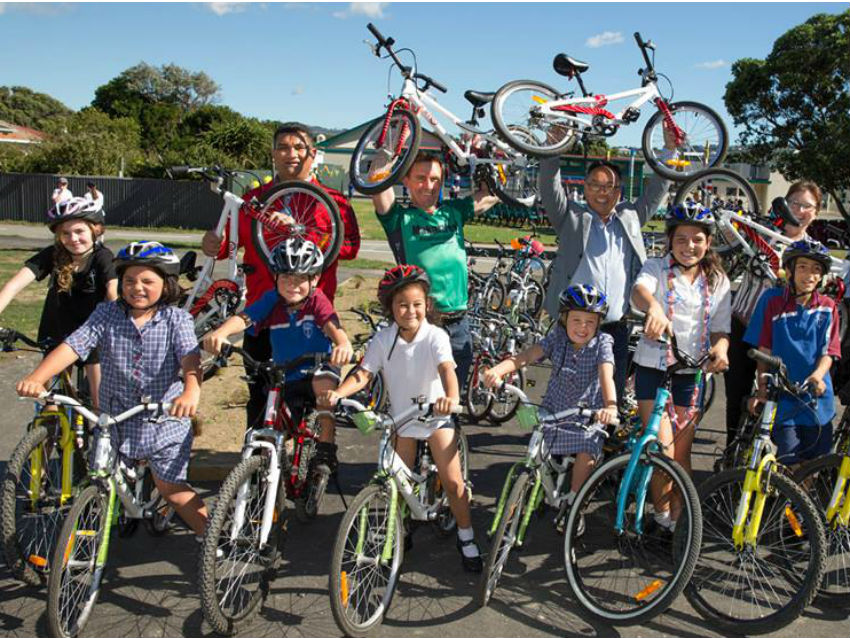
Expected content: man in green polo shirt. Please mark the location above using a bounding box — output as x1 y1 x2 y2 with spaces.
371 152 499 390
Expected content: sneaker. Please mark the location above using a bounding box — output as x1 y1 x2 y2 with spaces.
311 441 338 474
456 537 483 573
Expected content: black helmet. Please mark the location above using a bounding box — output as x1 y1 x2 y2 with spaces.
782 239 831 274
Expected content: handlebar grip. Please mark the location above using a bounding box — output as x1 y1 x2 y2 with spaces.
747 348 784 370
431 78 448 93
367 22 387 45
633 32 643 45
168 166 191 178
219 342 233 359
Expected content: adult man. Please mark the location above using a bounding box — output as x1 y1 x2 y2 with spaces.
539 154 671 392
201 123 360 430
83 181 104 210
52 177 72 205
371 152 499 390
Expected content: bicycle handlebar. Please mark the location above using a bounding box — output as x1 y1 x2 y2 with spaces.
0 328 52 352
633 32 656 73
747 348 785 372
499 383 618 429
219 343 353 377
24 393 172 427
366 23 446 94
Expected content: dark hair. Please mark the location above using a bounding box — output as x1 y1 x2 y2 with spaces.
117 267 182 306
86 181 96 188
405 150 444 178
786 181 822 212
53 222 104 294
379 280 442 325
273 122 314 148
666 224 726 290
586 160 622 183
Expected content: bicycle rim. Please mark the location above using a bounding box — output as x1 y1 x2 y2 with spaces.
492 80 578 156
564 453 701 623
642 102 727 180
350 110 421 195
687 469 826 633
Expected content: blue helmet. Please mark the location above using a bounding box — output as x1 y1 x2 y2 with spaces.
115 240 181 277
558 284 609 317
666 201 715 232
782 239 831 274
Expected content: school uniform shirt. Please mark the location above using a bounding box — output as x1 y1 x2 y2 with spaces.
632 257 732 372
744 288 841 427
244 289 336 381
25 243 117 347
360 320 455 439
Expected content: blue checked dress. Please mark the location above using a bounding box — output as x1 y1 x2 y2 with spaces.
539 327 615 457
65 302 200 483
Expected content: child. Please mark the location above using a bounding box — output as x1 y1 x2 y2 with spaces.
744 239 840 465
16 241 208 537
203 237 353 473
631 202 731 529
319 264 482 572
483 284 618 527
0 197 117 405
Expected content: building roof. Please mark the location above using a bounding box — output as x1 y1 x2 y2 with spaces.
0 120 46 144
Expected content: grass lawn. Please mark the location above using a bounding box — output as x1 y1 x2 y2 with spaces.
0 249 48 337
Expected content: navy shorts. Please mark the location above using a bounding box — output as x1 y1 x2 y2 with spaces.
772 422 833 465
634 365 704 408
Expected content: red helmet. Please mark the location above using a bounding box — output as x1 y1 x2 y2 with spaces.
378 264 431 309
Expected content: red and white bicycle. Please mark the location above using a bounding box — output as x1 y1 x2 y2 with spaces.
491 32 728 181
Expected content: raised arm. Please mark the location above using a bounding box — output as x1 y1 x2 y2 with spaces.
16 343 80 398
538 158 578 235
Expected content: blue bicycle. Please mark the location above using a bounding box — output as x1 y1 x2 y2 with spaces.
562 335 705 623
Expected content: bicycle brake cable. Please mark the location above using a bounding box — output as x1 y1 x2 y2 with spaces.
656 73 674 103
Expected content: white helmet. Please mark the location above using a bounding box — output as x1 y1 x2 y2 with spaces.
269 237 324 276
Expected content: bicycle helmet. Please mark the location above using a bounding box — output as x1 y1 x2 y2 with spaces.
781 238 831 274
269 237 324 276
114 241 181 277
378 264 431 309
665 201 715 233
46 196 104 231
558 283 609 317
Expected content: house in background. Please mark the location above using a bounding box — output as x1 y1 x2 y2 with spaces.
0 120 46 146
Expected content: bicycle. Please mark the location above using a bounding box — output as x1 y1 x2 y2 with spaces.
478 383 615 607
503 235 546 319
343 307 390 418
0 329 90 587
36 393 177 638
168 165 342 372
491 32 727 181
198 346 346 635
562 335 704 624
349 23 538 210
686 349 827 634
327 396 469 637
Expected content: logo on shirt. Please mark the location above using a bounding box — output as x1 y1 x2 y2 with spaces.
412 222 458 239
302 322 314 339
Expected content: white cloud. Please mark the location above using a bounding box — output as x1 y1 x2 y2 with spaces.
694 59 727 69
206 2 245 16
334 2 387 19
586 31 624 48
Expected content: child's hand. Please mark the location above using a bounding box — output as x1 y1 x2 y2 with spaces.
747 395 765 415
643 304 671 342
433 396 459 416
596 406 619 426
16 376 47 399
481 367 502 389
171 386 200 419
330 341 354 368
318 390 342 410
804 374 827 397
202 331 228 356
705 349 730 374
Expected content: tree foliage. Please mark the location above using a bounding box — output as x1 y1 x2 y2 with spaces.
0 86 72 129
724 9 850 217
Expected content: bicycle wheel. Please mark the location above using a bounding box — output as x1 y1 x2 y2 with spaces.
465 355 494 422
199 454 286 636
484 143 539 209
477 470 533 607
431 425 471 538
296 416 331 523
642 101 728 181
673 168 760 257
794 455 850 604
491 80 579 157
254 179 343 269
489 367 526 424
564 451 702 624
686 468 826 634
481 278 506 313
329 482 404 637
142 471 174 537
1 421 81 586
350 109 422 195
46 485 108 638
508 279 544 319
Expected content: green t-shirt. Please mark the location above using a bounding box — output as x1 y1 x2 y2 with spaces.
378 197 474 313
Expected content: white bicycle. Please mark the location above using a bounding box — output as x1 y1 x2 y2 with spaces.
349 23 538 209
491 32 727 181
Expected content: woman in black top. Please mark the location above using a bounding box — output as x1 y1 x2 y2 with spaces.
0 197 118 405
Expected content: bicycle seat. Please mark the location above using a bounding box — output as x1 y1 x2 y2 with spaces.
553 54 589 77
464 90 496 107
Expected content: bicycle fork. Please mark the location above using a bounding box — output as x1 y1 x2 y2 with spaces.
231 430 285 550
825 455 850 529
27 411 78 511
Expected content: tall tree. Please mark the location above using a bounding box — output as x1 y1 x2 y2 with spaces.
724 9 850 218
0 86 72 129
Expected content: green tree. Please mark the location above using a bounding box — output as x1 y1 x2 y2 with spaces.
0 86 72 129
724 9 850 218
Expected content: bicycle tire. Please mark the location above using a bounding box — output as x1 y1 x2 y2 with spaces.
329 482 404 637
564 451 702 624
465 355 495 422
481 278 506 313
0 422 80 587
484 139 539 209
296 413 329 522
199 454 286 636
641 101 728 181
793 454 850 604
349 109 422 195
47 485 108 638
431 425 471 538
254 179 343 270
686 468 827 634
507 279 544 319
477 469 533 607
491 80 578 157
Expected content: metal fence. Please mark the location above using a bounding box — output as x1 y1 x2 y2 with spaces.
0 172 222 229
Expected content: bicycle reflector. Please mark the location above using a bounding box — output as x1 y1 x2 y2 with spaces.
515 404 539 430
352 411 379 435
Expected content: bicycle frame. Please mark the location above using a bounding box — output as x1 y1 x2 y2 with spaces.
537 83 663 132
824 455 850 529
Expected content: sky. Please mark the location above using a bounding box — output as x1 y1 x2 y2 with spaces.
0 2 844 147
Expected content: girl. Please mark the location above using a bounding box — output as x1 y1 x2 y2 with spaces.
320 264 481 572
631 202 731 529
483 284 618 531
0 197 117 405
16 241 208 538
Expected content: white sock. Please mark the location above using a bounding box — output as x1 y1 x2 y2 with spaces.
654 511 672 529
458 527 479 558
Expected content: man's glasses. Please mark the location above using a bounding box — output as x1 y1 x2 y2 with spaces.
788 200 816 212
585 181 620 194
